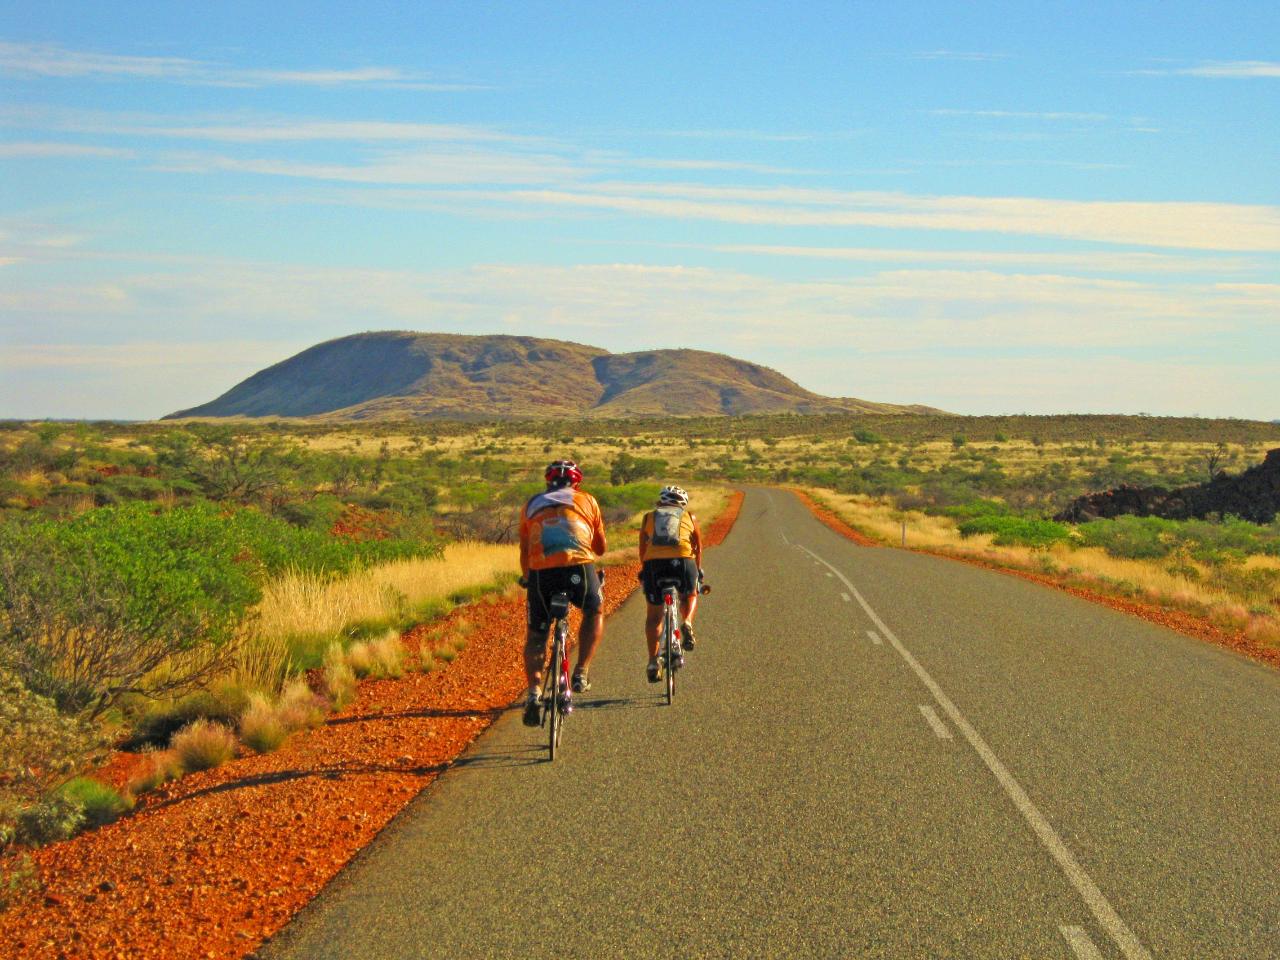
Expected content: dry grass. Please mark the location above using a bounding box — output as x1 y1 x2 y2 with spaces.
276 678 327 730
239 694 288 754
322 643 356 709
256 542 519 642
170 720 237 772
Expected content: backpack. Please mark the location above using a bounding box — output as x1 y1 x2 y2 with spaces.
651 506 684 548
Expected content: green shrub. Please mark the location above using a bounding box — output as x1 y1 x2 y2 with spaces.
15 792 84 846
958 516 1072 548
57 777 130 827
1076 516 1177 559
0 667 99 819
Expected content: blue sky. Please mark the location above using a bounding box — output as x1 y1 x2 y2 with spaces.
1 0 1277 419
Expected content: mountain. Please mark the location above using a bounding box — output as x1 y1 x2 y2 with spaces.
164 331 939 420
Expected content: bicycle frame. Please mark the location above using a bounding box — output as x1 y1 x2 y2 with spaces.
541 592 572 760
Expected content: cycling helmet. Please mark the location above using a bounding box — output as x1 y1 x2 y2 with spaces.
658 484 689 507
545 459 583 489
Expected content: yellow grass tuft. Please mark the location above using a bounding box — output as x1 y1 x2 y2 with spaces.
170 719 237 772
239 693 288 753
323 643 356 709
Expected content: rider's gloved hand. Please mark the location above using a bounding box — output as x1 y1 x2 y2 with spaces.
518 575 529 589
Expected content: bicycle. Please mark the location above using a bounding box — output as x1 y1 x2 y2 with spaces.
656 572 710 706
539 591 573 760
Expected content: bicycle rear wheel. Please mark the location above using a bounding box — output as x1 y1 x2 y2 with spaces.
547 623 565 760
664 607 675 705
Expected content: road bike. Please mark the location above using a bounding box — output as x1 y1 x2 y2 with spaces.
656 578 684 706
539 591 573 760
656 572 711 706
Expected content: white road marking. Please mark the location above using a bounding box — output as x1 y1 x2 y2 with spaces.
796 542 1152 960
825 571 834 578
867 630 883 645
919 704 953 739
1060 926 1104 959
840 592 851 602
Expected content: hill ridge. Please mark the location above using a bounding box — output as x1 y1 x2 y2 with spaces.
165 331 938 420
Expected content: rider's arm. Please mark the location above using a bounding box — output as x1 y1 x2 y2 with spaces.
518 512 531 577
638 512 650 563
690 514 703 567
589 495 607 557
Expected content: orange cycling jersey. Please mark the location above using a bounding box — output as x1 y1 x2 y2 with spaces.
638 508 701 563
519 488 607 574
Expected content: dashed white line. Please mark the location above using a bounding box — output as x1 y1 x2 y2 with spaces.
866 630 883 645
840 592 851 602
825 571 834 578
1060 926 1104 959
796 542 1152 960
918 704 953 739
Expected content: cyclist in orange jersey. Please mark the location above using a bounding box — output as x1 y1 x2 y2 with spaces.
637 484 703 682
518 459 608 726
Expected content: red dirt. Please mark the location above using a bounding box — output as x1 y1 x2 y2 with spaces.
789 492 1280 672
0 492 742 960
789 489 878 546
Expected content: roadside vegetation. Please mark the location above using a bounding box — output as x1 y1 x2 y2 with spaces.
0 418 734 855
0 412 1275 855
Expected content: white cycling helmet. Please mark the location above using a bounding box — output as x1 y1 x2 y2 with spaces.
658 484 689 507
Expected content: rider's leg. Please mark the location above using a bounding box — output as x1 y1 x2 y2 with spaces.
644 603 663 659
574 610 604 675
679 592 698 625
523 626 550 694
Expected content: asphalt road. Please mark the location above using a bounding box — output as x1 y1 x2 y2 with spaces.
262 489 1280 959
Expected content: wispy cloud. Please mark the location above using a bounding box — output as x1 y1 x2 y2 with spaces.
0 141 134 158
1135 60 1280 79
0 40 477 89
483 183 1280 251
155 146 585 185
707 243 1262 275
1178 60 1280 78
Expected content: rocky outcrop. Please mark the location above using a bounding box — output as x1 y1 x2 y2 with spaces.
1055 448 1280 524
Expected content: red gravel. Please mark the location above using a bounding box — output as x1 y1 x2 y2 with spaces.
789 490 1280 672
0 492 742 960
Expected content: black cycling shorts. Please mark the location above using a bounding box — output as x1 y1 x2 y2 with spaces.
526 563 602 636
640 557 699 605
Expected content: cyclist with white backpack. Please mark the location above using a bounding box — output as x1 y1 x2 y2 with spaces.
637 485 703 683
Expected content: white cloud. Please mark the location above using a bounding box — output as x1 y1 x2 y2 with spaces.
108 118 524 144
155 146 585 185
0 141 133 158
490 184 1280 251
1179 60 1280 79
0 41 474 89
706 243 1263 274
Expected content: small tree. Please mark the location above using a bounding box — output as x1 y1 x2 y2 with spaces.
0 505 260 718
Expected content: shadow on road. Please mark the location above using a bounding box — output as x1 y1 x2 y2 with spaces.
449 744 546 772
574 695 665 712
